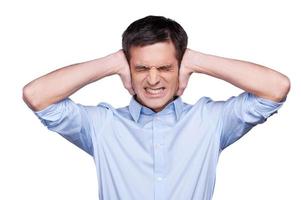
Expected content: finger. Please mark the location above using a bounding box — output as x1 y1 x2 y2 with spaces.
177 88 184 96
120 74 135 95
125 86 135 96
127 86 135 95
177 80 187 96
177 71 189 96
123 81 133 93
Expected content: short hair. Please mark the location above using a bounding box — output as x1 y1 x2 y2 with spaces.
122 15 188 65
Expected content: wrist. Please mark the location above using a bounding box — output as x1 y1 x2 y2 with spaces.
109 50 128 76
99 51 119 76
183 49 206 74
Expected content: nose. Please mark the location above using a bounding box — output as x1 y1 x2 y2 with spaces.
147 67 160 85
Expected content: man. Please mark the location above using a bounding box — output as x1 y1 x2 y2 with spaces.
23 15 290 200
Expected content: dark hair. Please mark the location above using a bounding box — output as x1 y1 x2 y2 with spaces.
122 15 188 65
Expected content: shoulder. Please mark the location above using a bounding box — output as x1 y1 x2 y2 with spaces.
94 102 132 120
178 96 224 121
193 96 225 113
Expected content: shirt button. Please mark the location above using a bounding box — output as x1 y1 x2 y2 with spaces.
154 144 162 148
157 177 163 181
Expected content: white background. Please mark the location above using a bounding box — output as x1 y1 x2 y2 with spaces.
1 0 300 199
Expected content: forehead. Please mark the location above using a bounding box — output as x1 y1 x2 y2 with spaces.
129 41 177 66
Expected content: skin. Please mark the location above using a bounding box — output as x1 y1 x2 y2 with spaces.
177 49 290 102
118 43 290 113
23 41 290 112
128 41 180 112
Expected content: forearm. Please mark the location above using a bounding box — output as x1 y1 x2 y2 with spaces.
191 51 290 102
23 53 119 111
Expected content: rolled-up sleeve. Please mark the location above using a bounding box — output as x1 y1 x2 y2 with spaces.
220 92 285 150
34 98 94 156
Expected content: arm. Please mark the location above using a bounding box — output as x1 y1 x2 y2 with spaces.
23 50 133 111
177 49 290 102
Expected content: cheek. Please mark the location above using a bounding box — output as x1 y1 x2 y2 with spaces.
166 74 179 87
131 75 144 88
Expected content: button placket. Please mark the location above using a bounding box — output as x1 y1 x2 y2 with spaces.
153 116 167 200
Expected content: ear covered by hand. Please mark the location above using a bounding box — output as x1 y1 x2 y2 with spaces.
177 48 198 96
115 48 200 97
115 50 135 95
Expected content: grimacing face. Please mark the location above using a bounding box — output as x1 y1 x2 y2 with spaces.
129 41 179 112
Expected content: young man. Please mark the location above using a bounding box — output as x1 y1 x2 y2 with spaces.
23 16 290 200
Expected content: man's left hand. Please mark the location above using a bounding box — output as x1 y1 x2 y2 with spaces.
177 48 200 96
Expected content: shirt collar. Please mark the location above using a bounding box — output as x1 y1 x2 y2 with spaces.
129 95 183 122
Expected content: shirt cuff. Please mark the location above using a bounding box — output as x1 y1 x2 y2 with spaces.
251 93 285 119
33 98 71 125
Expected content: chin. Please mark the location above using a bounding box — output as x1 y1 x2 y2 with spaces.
139 96 175 112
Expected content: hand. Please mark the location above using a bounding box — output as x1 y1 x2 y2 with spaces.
113 50 135 95
177 48 199 96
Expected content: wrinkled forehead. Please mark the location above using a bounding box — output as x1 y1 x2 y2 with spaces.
129 42 178 66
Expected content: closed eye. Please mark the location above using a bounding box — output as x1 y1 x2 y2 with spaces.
134 65 174 72
158 65 173 71
135 65 149 72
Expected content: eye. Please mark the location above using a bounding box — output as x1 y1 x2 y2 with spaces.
135 66 148 72
159 66 172 71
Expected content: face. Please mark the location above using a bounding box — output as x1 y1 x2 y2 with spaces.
129 41 179 112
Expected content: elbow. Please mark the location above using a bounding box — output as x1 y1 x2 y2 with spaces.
22 84 41 111
273 75 291 102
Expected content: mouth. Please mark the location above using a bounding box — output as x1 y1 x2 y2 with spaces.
144 87 166 97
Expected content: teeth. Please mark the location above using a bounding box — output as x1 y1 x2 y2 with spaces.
146 88 164 95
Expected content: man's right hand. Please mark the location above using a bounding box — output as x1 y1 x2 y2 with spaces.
23 49 135 111
113 50 135 95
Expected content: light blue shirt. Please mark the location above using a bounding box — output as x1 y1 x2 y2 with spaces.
34 92 284 200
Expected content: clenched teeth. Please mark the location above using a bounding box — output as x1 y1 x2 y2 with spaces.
145 87 165 94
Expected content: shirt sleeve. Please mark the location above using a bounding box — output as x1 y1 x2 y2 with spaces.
34 98 94 156
219 92 285 150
